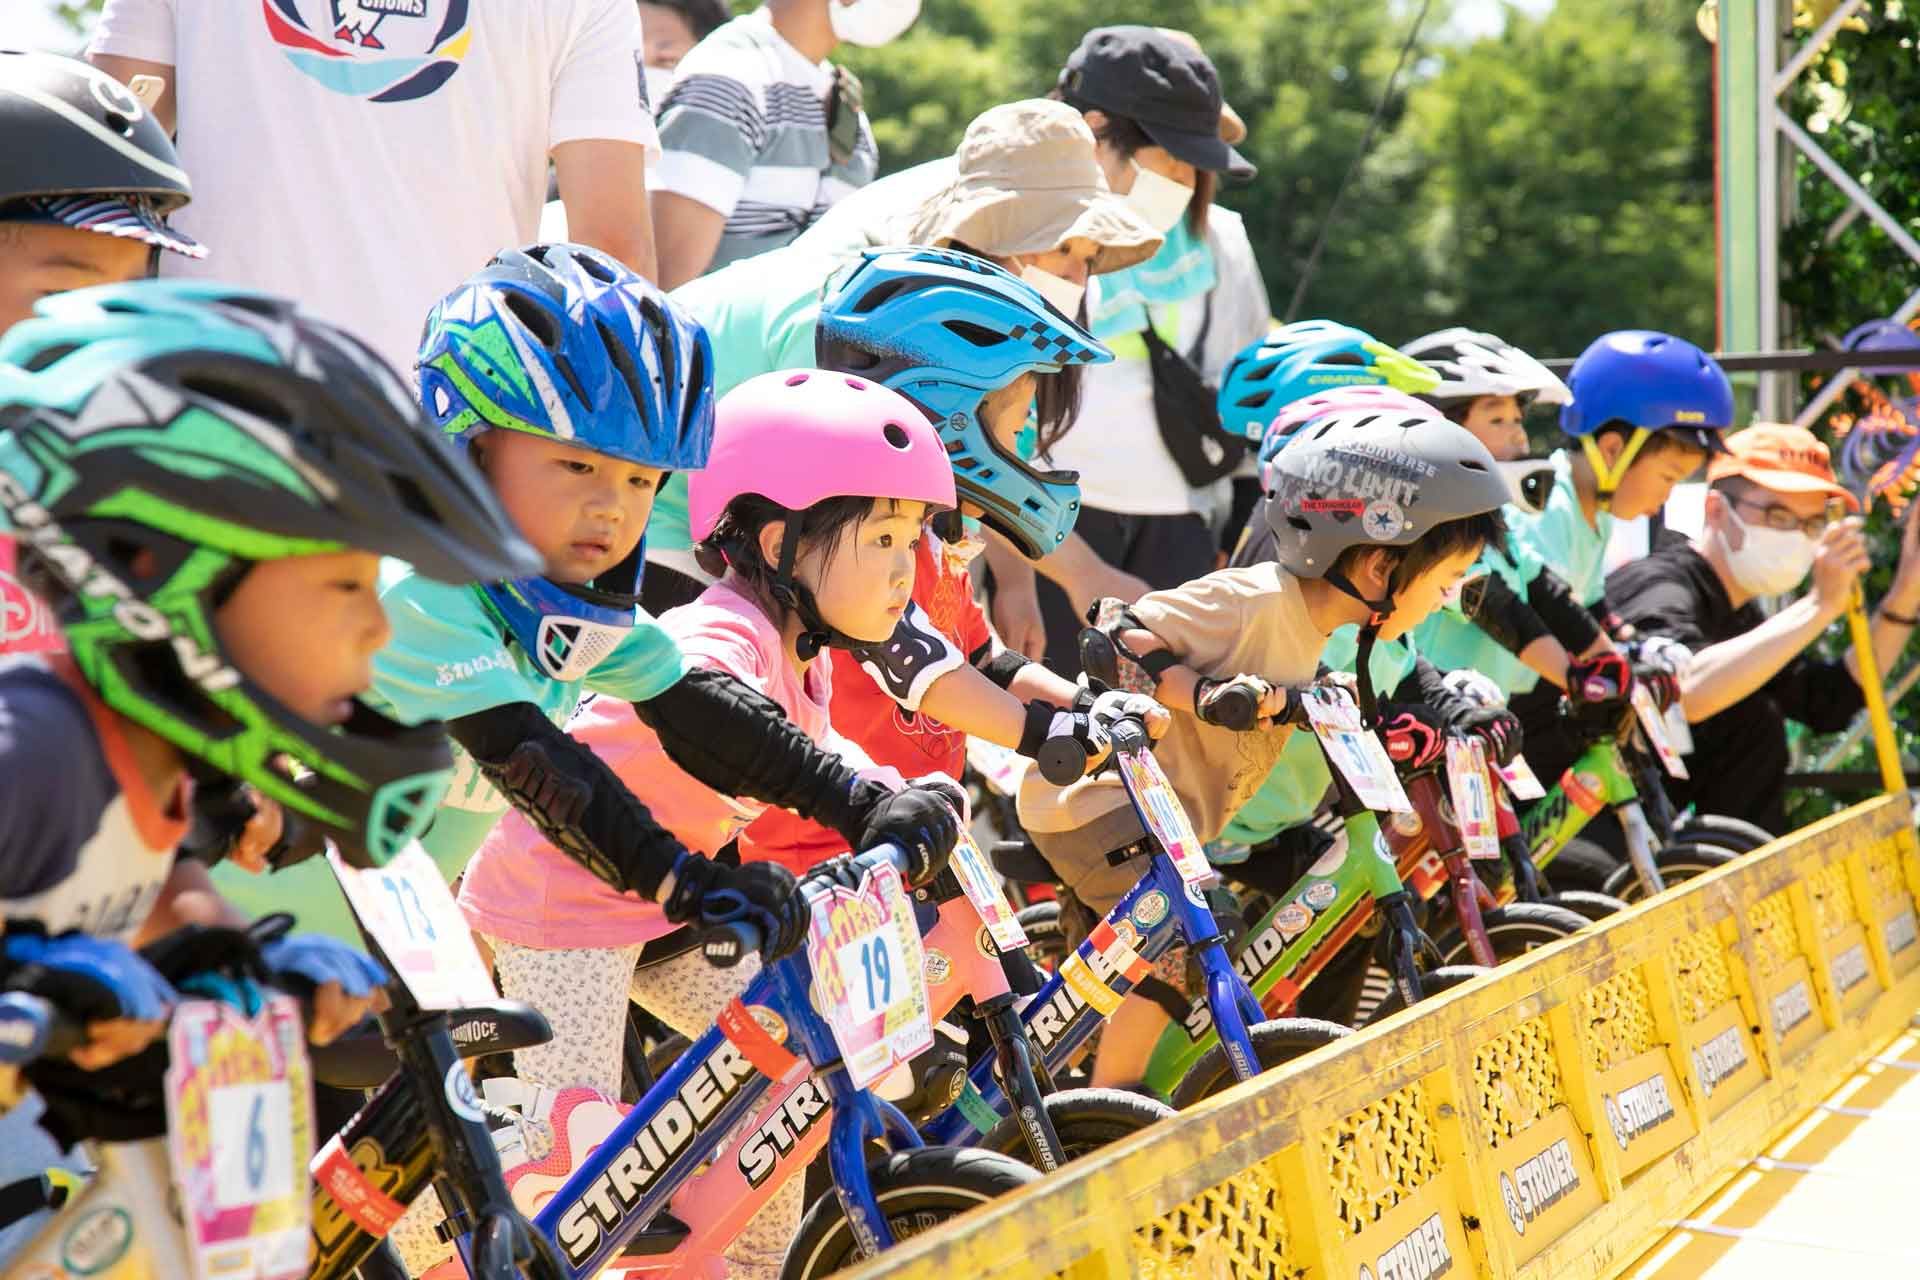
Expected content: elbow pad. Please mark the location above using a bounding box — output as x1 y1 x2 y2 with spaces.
1526 569 1604 653
977 646 1031 691
446 703 683 899
845 600 966 712
636 668 866 842
1466 573 1551 655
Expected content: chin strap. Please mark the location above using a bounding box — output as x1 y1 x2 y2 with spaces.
1580 427 1650 515
767 521 866 662
1354 623 1382 727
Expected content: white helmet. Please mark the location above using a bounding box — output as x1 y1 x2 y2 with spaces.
1400 327 1571 408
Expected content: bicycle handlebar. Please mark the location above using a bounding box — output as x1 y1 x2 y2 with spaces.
0 991 85 1066
700 842 915 967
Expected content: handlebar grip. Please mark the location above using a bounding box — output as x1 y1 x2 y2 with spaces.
700 921 759 969
1206 683 1262 732
1036 734 1093 786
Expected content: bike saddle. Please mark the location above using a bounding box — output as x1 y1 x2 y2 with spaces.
309 1000 553 1090
989 839 1061 886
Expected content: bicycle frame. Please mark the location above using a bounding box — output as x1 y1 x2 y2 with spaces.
1515 723 1669 895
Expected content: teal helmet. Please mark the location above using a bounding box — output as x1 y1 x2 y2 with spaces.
0 280 540 866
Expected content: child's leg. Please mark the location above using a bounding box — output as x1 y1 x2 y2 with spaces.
386 940 640 1276
626 948 802 1280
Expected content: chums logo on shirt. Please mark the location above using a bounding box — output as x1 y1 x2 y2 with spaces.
1602 1075 1676 1151
263 0 473 102
1358 1213 1453 1280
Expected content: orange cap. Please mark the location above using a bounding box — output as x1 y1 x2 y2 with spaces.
1707 422 1860 511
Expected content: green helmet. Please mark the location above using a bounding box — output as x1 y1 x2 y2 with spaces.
0 280 540 866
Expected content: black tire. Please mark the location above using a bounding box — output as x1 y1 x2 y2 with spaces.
1676 813 1774 854
779 1147 1039 1279
1548 889 1631 923
1361 964 1490 1027
1167 1017 1351 1110
1017 901 1068 970
1538 836 1621 895
1601 842 1738 902
1431 902 1588 967
979 1087 1174 1165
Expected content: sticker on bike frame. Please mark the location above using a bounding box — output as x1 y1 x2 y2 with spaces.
1301 686 1413 814
806 859 933 1089
1631 685 1690 779
949 830 1029 950
1114 744 1217 887
1444 738 1501 860
164 996 313 1280
328 844 495 1011
1495 753 1546 801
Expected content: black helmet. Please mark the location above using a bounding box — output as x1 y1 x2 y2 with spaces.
0 49 204 259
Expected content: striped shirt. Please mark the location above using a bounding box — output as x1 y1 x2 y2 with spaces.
654 8 877 272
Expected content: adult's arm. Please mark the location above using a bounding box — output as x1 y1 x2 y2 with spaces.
981 530 1048 658
555 141 657 279
1034 530 1150 617
87 53 176 133
651 193 729 289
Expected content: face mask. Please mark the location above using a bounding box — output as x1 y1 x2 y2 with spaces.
1124 163 1195 235
642 64 675 113
827 0 921 47
1718 510 1816 597
1018 263 1084 320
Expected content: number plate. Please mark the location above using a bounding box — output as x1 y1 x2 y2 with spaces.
806 859 932 1089
1443 738 1501 860
1631 685 1690 779
1494 754 1546 800
328 845 495 1010
1301 687 1413 814
965 736 1027 799
164 997 312 1280
1113 745 1217 887
949 830 1028 950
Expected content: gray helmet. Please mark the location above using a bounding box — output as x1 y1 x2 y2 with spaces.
1262 407 1510 581
0 50 203 259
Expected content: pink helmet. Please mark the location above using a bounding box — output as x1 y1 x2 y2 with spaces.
687 369 957 542
1259 385 1432 492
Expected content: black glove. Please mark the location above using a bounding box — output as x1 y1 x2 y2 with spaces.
1194 674 1276 730
845 779 963 886
663 855 809 962
1375 702 1448 769
1566 652 1633 709
1454 705 1524 767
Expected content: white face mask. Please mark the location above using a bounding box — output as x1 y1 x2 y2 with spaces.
1019 263 1085 320
1124 162 1194 234
642 64 675 114
827 0 922 47
1718 509 1817 597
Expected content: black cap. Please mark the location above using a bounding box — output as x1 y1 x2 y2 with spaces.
1058 26 1255 181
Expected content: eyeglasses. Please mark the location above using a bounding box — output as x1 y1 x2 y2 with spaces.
1733 498 1829 538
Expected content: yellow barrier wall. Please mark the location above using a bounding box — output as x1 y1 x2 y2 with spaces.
847 796 1920 1280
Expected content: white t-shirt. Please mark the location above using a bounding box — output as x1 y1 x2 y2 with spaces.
92 0 661 374
1048 207 1272 516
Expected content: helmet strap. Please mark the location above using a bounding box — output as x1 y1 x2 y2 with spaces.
1354 624 1382 727
768 522 865 662
1581 427 1650 514
1322 564 1396 634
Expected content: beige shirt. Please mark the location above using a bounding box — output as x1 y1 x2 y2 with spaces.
1020 562 1328 843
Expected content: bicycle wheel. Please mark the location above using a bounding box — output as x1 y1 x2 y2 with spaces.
1539 836 1620 895
1676 813 1774 853
779 1147 1039 1279
1548 890 1630 923
1601 841 1738 902
1167 1017 1351 1110
980 1087 1174 1164
1431 902 1588 967
1017 902 1068 971
1361 964 1490 1026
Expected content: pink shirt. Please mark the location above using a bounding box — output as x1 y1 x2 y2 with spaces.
458 580 856 949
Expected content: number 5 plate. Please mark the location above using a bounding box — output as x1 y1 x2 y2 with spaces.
164 997 313 1280
329 845 496 1010
806 859 933 1089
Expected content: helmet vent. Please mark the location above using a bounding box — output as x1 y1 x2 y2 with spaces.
1322 352 1363 366
502 291 561 351
388 472 443 524
1288 516 1313 533
853 279 910 314
785 372 811 387
179 372 292 428
882 422 912 450
596 317 651 413
21 343 78 372
944 320 1007 348
572 252 618 285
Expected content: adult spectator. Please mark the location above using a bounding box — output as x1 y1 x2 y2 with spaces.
641 0 731 91
1002 26 1268 669
639 98 1162 613
1608 423 1920 834
651 0 920 288
89 0 660 373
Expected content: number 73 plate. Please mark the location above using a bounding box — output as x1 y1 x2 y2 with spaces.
806 859 933 1089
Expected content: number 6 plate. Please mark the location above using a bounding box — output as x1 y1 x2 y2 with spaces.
164 997 313 1280
805 859 933 1089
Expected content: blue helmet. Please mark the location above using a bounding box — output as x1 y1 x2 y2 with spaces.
1217 320 1440 442
417 243 716 681
814 247 1111 560
1560 330 1730 504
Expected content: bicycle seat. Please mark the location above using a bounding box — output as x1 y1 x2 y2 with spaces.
309 1000 553 1090
990 839 1061 886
